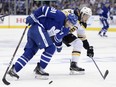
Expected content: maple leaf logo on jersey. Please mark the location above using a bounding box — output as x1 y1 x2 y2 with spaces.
59 32 64 35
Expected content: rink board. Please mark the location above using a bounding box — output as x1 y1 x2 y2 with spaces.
0 15 116 32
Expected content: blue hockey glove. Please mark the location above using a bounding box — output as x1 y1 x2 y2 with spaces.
55 41 62 52
87 46 94 57
54 27 69 52
55 27 70 41
67 13 78 25
26 15 35 25
61 27 70 36
56 46 62 52
54 36 62 52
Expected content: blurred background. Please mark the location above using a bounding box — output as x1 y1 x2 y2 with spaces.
0 0 116 15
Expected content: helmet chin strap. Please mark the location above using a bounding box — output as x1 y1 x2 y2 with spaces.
80 13 85 22
80 13 89 23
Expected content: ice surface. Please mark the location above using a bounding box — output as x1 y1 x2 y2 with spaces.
0 29 116 87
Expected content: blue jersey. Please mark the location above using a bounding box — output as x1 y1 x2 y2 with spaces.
26 6 78 49
30 6 66 31
26 6 68 49
98 3 111 36
99 4 110 19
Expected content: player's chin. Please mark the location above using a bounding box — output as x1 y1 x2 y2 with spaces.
83 20 87 23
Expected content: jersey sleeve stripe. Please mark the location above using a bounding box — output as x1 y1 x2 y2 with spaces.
38 26 49 47
30 13 44 28
42 6 45 12
45 7 49 16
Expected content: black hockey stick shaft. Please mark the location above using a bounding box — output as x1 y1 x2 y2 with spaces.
2 25 29 85
0 14 9 18
90 57 109 80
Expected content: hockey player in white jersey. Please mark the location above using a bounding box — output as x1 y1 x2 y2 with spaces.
62 7 94 74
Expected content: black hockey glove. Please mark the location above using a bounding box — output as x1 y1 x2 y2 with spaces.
110 16 113 20
87 46 94 57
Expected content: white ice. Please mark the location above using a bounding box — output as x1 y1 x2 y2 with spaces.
0 29 116 87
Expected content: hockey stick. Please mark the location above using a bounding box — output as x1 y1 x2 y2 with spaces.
2 25 29 85
90 57 109 80
0 14 9 18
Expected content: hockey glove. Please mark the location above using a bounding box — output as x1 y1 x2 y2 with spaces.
55 41 62 52
110 16 113 20
87 46 94 57
26 15 35 25
54 36 62 52
56 27 70 40
54 27 69 52
57 46 62 52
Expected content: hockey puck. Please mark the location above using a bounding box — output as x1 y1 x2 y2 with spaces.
49 81 53 84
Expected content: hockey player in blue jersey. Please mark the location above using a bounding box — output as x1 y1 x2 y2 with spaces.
98 1 113 37
8 6 78 79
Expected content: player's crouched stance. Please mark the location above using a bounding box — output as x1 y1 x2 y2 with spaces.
33 14 78 79
7 6 78 80
62 7 94 75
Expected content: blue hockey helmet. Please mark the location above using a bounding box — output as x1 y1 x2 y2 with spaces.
67 13 78 25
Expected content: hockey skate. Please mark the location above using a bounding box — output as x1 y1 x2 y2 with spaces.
70 62 85 75
8 65 19 79
34 63 49 80
103 33 108 37
98 32 102 37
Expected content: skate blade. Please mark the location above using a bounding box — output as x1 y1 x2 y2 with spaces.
7 74 19 81
103 35 108 37
7 71 19 79
98 34 103 37
35 74 49 80
70 70 85 75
